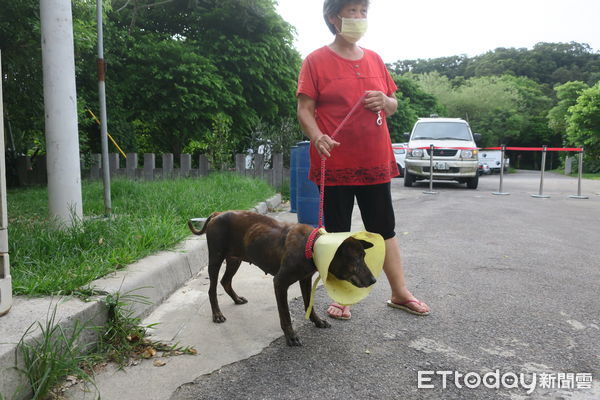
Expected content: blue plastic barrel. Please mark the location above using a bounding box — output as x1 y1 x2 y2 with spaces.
289 145 299 213
296 141 320 227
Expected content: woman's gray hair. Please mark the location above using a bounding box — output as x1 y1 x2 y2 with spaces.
323 0 370 34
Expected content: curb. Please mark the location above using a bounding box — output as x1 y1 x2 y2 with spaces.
0 193 282 399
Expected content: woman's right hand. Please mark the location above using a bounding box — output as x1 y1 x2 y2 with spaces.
313 134 340 159
297 94 340 158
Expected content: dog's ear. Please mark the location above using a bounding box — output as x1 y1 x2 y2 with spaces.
359 240 373 250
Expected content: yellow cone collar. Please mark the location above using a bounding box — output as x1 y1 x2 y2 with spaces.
312 230 385 306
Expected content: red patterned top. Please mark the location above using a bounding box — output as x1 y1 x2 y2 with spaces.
297 46 399 186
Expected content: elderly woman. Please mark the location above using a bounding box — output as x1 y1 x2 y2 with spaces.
296 0 430 319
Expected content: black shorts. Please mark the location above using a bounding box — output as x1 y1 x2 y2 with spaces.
322 182 396 240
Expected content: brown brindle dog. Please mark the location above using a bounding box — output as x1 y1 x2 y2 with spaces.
188 210 376 346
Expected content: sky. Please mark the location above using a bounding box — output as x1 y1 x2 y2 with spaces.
275 0 600 63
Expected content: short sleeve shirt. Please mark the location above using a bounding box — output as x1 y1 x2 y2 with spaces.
297 46 399 186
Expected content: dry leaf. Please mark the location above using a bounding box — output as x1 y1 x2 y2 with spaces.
153 359 167 367
63 375 79 389
127 333 141 343
141 347 157 359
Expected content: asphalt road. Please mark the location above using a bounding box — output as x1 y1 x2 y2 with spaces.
170 171 600 400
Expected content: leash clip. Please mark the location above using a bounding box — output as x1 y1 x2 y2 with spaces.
376 111 383 126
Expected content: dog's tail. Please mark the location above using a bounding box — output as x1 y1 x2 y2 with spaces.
188 212 220 235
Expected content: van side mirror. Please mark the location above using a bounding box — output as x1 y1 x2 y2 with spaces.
473 133 482 143
403 132 410 141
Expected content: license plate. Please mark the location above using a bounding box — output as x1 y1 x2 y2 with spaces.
434 162 449 171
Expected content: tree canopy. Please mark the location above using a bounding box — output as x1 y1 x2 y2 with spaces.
388 42 600 88
1 0 302 163
389 42 599 169
566 82 600 172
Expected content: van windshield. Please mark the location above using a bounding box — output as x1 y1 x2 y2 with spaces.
412 122 472 141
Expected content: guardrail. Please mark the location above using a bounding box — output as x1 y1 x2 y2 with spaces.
485 145 587 199
394 144 589 199
90 152 287 188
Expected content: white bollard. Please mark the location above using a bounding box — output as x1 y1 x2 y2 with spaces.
0 51 12 316
0 255 12 317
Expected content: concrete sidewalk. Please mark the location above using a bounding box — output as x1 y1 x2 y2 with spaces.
0 194 283 400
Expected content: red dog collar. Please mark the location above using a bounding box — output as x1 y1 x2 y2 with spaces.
305 228 323 259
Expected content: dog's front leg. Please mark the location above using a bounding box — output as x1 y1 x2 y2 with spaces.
273 274 301 346
299 277 330 329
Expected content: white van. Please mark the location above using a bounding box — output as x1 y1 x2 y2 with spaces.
479 150 510 172
404 118 480 189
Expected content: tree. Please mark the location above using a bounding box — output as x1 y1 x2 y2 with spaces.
410 73 524 146
1 0 302 171
386 74 443 142
388 55 470 80
388 42 600 92
107 33 228 156
0 0 44 158
547 81 589 142
565 82 600 172
0 0 99 151
499 75 553 146
102 0 302 156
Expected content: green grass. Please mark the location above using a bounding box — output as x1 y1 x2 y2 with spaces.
8 173 276 296
15 302 97 400
14 291 197 399
547 169 600 179
96 289 196 367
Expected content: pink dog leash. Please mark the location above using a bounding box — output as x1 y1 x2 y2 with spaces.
317 93 369 228
303 93 381 319
304 93 369 259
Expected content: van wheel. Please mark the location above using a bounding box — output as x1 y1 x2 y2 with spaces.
466 175 479 189
404 172 415 187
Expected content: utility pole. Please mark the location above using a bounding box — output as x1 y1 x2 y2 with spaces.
40 0 83 227
0 51 13 316
97 0 112 216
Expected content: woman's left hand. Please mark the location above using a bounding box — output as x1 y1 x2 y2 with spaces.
364 90 388 113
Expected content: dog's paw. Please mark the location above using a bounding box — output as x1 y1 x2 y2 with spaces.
285 333 302 347
313 319 331 329
213 313 227 323
234 296 248 305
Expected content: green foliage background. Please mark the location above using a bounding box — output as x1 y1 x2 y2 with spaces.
387 43 600 169
1 0 301 165
1 0 599 172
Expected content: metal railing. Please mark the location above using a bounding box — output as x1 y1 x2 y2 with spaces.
486 145 588 199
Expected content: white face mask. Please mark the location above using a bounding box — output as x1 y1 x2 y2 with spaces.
337 16 368 43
